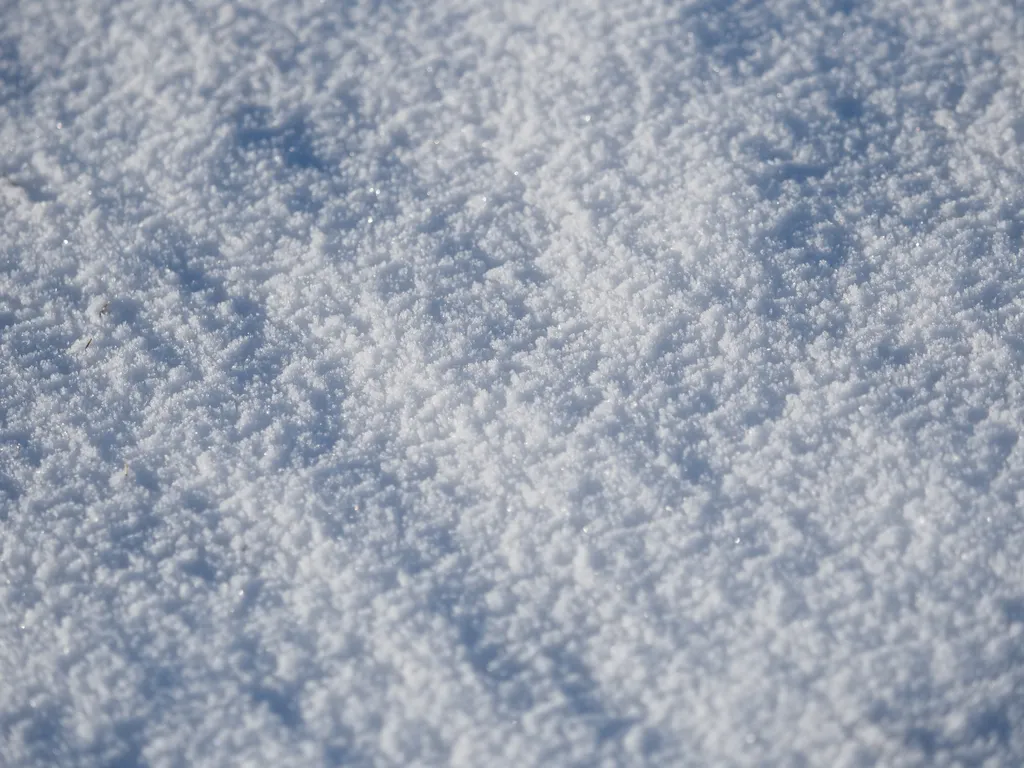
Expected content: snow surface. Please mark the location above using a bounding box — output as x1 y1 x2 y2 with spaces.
2 0 1024 764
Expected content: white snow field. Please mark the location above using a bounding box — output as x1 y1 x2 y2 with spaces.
2 0 1024 764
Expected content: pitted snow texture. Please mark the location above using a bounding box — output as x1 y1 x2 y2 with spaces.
3 0 1024 765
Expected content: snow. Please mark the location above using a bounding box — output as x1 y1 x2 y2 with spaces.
2 0 1024 764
